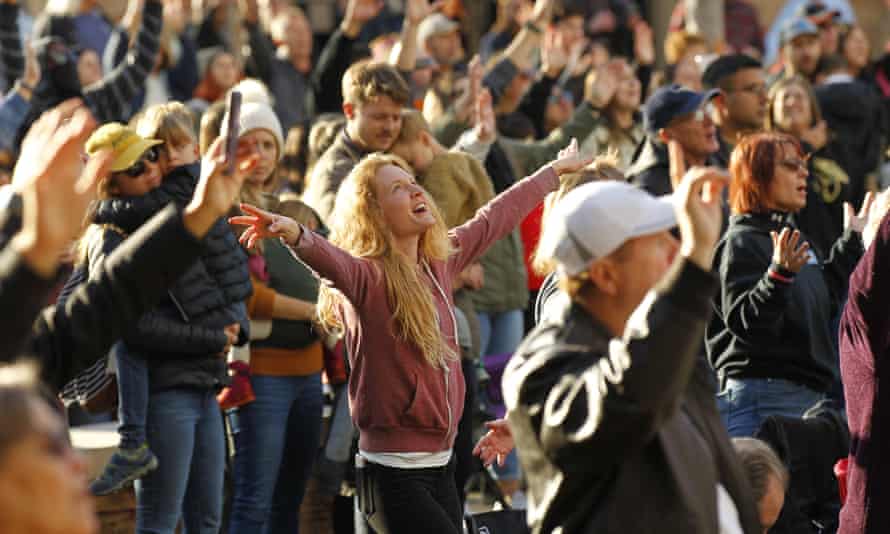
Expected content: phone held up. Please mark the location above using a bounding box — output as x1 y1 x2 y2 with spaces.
224 90 242 175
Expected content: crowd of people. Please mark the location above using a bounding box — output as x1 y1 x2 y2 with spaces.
0 0 889 533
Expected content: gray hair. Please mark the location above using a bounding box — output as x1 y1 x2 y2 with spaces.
732 437 790 502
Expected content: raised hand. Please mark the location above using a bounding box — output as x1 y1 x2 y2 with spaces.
674 166 729 270
22 40 40 93
341 0 385 37
550 138 593 176
770 228 810 273
405 0 443 26
632 20 655 66
473 87 496 144
844 191 875 233
530 0 555 26
182 135 260 239
230 204 302 249
472 419 514 467
453 55 482 123
11 100 103 277
541 30 568 78
584 59 622 109
668 139 688 191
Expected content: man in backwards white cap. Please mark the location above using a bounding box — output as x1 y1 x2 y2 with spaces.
476 168 764 533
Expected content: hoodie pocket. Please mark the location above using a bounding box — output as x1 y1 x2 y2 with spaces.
400 372 448 431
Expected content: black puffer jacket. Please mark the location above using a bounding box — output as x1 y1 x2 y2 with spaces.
93 163 252 335
87 226 230 391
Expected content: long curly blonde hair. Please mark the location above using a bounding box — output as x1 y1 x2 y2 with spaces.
316 153 456 367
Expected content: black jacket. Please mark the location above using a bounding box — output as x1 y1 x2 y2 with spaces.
505 261 758 534
532 268 761 534
89 168 250 391
0 206 206 392
626 138 721 196
706 212 862 392
93 163 252 335
816 80 886 208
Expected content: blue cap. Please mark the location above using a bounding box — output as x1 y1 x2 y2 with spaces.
780 18 820 46
643 85 720 134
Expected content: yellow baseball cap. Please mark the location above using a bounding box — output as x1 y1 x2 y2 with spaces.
85 122 163 172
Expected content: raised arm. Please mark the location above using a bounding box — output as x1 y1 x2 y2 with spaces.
844 191 890 344
83 0 163 123
449 140 590 274
231 204 375 306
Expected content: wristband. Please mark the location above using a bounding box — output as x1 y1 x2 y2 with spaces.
767 265 794 284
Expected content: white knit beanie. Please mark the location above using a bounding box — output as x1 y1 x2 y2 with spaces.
232 102 285 161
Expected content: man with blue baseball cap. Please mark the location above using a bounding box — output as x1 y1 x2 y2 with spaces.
627 84 721 196
772 17 822 85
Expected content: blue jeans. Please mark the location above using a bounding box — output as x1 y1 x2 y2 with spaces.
477 309 524 359
477 310 523 482
228 373 323 534
135 388 225 534
114 343 149 449
717 377 825 438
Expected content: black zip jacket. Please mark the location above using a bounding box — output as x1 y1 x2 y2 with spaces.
706 211 863 392
505 261 756 533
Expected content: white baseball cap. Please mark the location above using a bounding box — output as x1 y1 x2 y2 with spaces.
418 13 460 46
538 181 677 277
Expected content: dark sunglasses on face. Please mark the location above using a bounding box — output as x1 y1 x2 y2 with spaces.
115 147 159 178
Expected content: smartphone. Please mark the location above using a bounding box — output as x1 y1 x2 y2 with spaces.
224 90 242 175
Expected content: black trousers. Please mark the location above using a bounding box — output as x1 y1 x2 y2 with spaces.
358 458 462 534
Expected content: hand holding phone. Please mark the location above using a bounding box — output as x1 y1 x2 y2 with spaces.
224 91 242 175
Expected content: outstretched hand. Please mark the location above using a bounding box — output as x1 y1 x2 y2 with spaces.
844 191 875 234
230 204 303 250
674 166 729 270
550 138 593 176
473 419 515 467
182 135 260 239
11 99 103 277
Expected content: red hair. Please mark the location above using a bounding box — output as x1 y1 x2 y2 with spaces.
729 132 804 215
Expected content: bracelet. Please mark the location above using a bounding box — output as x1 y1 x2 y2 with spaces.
767 267 794 284
524 21 542 34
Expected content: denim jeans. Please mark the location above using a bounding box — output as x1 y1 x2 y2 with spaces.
135 388 225 534
717 377 825 438
477 309 524 359
478 310 523 482
228 373 323 534
114 343 149 449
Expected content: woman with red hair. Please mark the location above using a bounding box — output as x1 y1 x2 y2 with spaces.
705 132 875 438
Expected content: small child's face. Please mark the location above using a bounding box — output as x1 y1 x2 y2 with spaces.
391 140 434 174
162 141 199 173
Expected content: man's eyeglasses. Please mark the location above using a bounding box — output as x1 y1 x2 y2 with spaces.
115 147 159 178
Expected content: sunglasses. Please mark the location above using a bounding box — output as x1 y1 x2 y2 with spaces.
115 147 159 178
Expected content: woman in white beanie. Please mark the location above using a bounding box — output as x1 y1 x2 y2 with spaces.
227 102 326 534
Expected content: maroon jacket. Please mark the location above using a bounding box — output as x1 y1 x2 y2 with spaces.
839 211 890 534
291 166 559 453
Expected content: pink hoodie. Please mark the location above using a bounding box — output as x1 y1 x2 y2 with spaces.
290 166 559 453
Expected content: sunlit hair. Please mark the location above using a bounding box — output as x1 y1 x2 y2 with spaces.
764 75 823 133
342 61 410 108
532 151 624 276
394 109 431 147
316 153 455 367
664 30 709 65
729 132 804 215
135 102 197 152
